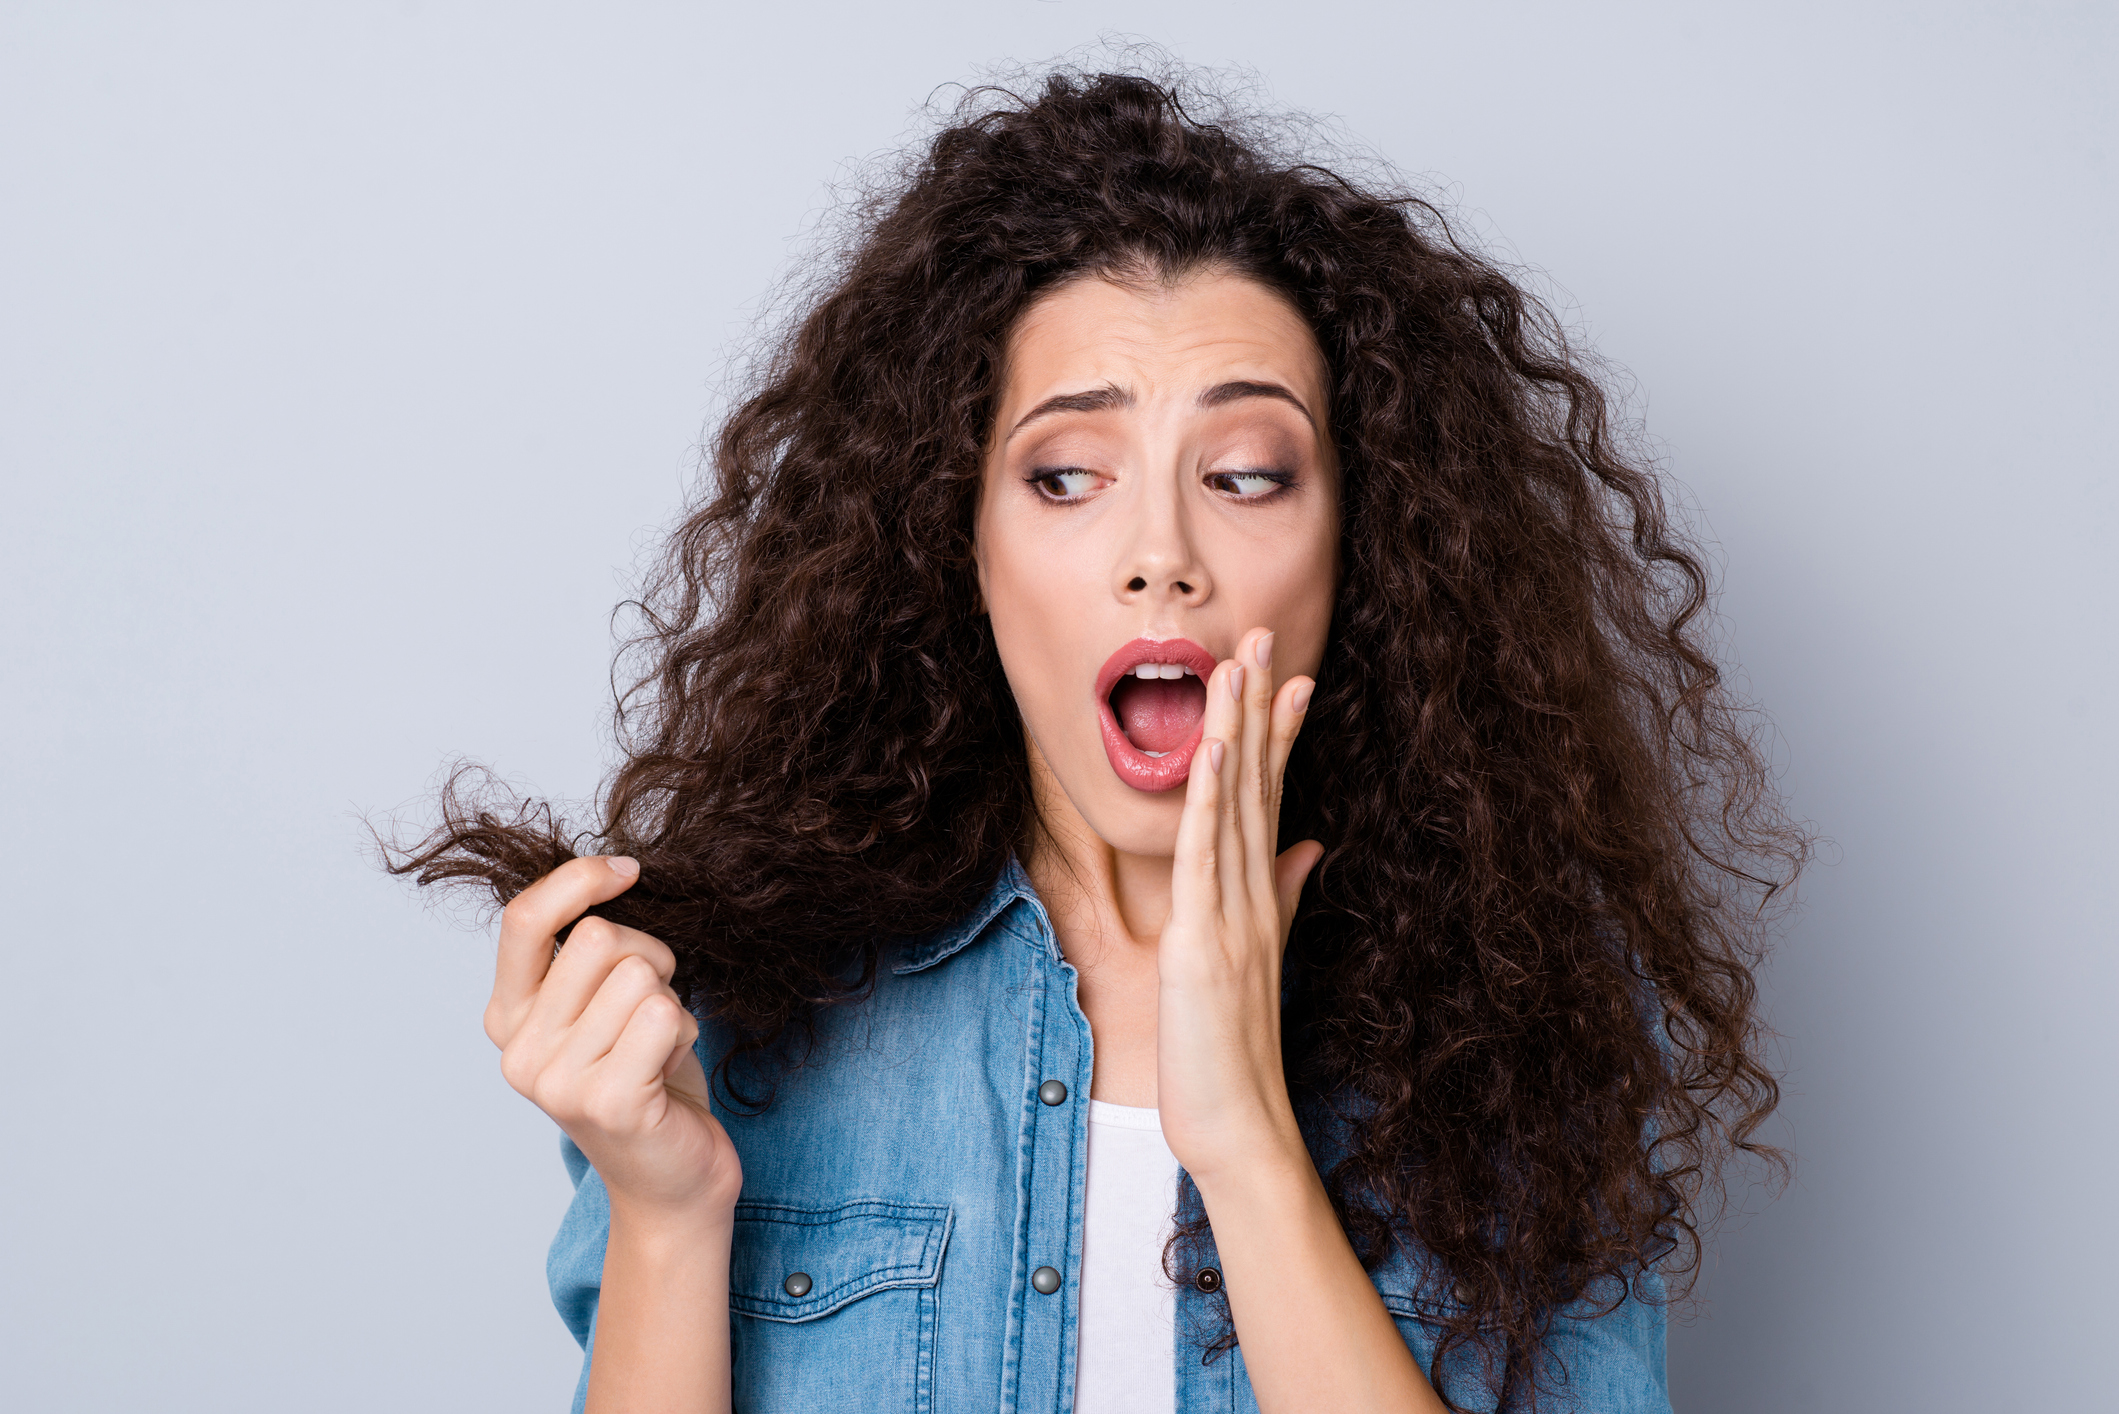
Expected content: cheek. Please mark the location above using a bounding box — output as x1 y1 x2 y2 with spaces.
977 507 1093 707
1245 523 1338 667
979 511 1040 636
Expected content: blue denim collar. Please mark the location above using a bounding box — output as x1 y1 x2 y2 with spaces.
891 854 1049 974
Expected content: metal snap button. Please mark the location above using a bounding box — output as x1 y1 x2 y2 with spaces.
1194 1266 1222 1293
1452 1280 1472 1304
1038 1079 1069 1106
783 1271 813 1298
1031 1265 1062 1295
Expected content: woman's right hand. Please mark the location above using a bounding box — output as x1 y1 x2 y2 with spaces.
486 855 742 1224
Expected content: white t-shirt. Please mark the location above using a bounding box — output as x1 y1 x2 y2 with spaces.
1073 1100 1183 1414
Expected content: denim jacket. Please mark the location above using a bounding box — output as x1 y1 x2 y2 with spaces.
548 858 1673 1412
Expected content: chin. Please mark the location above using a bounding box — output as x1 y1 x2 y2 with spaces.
1078 791 1186 859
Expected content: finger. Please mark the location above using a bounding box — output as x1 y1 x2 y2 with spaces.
1261 673 1313 887
661 1031 697 1083
499 930 664 1095
1210 656 1248 920
600 992 701 1106
1274 839 1326 934
526 916 679 1042
1171 743 1221 919
493 855 642 1016
1265 674 1312 789
1236 628 1278 898
1178 729 1229 920
559 954 681 1073
1172 657 1244 923
660 1021 712 1112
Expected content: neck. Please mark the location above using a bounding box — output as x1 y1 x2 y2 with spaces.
1020 740 1170 964
1019 737 1170 1105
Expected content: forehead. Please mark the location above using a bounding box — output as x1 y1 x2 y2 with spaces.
998 269 1327 410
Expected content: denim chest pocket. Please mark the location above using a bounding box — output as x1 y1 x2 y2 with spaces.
728 1199 952 1414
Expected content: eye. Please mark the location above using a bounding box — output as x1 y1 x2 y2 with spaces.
1205 469 1295 499
1027 468 1105 501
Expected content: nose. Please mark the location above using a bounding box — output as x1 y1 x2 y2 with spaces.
1114 475 1210 606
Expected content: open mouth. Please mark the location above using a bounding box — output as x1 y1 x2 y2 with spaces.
1095 637 1217 792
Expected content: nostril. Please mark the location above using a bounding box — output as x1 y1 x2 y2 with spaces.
1127 576 1147 591
1174 580 1193 594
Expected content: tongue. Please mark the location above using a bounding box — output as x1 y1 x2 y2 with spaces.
1111 677 1205 754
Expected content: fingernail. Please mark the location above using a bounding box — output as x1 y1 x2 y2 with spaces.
1291 681 1311 713
1229 665 1245 700
608 856 639 877
1208 739 1226 773
1255 632 1274 669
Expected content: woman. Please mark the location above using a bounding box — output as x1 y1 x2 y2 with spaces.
396 68 1800 1413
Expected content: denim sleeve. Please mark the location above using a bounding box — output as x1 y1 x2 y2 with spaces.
1534 1266 1673 1413
548 1133 608 1414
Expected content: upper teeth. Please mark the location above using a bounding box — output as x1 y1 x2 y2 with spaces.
1133 663 1195 679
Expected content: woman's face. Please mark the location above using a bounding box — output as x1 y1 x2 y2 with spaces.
976 267 1340 858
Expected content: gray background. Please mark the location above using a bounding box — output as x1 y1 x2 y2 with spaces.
2 3 2111 1410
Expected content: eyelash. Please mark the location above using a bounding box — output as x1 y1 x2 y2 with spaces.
1205 469 1297 500
1025 468 1298 504
1025 468 1102 502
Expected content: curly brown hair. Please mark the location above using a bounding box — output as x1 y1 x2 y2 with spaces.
391 67 1803 1410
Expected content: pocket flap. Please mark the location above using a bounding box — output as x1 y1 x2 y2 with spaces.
1367 1237 1450 1321
729 1199 953 1323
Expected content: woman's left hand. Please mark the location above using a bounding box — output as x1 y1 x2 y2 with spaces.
1156 625 1324 1187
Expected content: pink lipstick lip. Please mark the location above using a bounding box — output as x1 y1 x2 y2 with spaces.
1095 637 1219 793
1094 637 1219 699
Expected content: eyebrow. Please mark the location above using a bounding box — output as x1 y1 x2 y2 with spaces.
1005 378 1316 443
1005 384 1133 443
1197 379 1316 427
